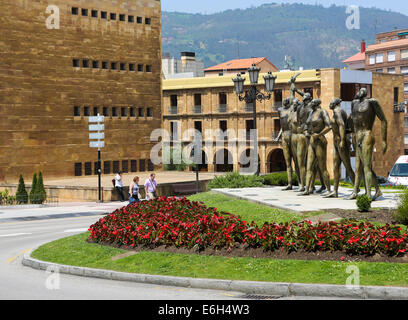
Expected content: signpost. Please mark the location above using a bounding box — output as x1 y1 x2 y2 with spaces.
89 114 105 203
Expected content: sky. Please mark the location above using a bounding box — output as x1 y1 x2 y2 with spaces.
162 0 408 16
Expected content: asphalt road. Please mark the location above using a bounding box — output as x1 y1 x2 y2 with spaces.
0 215 246 300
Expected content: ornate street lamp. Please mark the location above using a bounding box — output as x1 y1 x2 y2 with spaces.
232 65 277 175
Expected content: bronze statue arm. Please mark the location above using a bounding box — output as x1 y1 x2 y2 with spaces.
371 99 388 154
335 110 347 147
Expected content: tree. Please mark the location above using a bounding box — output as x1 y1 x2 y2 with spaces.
37 172 47 204
16 174 28 204
29 173 38 204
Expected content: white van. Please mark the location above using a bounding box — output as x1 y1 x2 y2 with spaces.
388 156 408 186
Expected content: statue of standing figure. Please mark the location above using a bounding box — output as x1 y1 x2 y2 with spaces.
347 88 388 201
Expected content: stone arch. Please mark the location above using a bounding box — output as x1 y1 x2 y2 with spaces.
214 148 234 172
267 148 286 173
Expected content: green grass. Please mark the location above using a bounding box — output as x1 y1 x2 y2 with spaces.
32 232 408 287
188 192 321 225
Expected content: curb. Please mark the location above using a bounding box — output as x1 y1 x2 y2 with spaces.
22 251 408 300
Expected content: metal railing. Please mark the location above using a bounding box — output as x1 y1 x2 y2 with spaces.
217 104 228 113
193 105 202 114
168 106 178 115
0 194 59 206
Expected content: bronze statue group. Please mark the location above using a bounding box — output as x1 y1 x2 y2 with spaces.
275 74 388 201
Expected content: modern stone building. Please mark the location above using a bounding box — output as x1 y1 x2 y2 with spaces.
0 0 162 182
162 52 205 79
162 68 405 177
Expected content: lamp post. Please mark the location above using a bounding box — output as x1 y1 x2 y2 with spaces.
232 64 276 175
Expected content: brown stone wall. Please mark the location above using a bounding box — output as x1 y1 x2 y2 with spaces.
0 0 162 182
371 73 405 176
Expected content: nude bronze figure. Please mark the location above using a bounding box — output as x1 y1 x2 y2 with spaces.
325 98 356 198
300 99 332 196
347 88 387 201
275 97 296 190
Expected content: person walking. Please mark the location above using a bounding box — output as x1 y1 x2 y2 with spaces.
129 176 141 204
114 171 125 202
144 173 157 200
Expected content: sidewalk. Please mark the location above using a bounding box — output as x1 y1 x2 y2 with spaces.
212 186 400 213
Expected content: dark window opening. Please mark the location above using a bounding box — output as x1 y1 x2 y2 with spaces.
128 15 134 23
92 61 99 69
93 107 99 116
147 108 153 117
139 159 146 172
84 106 90 117
194 121 202 134
74 106 80 117
122 160 129 173
138 108 145 117
131 160 137 172
130 107 136 117
72 7 79 15
73 59 80 68
81 9 88 16
101 11 107 19
274 89 283 108
340 83 372 102
104 161 111 174
84 162 92 176
91 10 98 18
137 17 143 24
82 60 90 68
103 107 109 117
148 160 154 171
120 63 126 71
170 95 178 107
119 14 126 22
146 65 152 72
102 61 108 69
194 94 202 106
113 161 120 174
74 163 82 176
145 18 151 25
112 107 118 117
121 107 127 117
220 120 228 132
394 87 399 105
110 13 117 20
111 62 117 70
138 64 144 72
129 63 135 72
219 93 227 105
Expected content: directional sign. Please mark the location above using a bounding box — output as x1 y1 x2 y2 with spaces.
89 124 105 132
90 141 105 149
89 132 105 140
89 116 105 123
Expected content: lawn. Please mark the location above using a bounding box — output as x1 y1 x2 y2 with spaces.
32 232 408 287
29 192 408 288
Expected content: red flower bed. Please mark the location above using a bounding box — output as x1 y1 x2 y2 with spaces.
88 197 408 257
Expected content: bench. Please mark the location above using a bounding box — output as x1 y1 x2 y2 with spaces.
172 182 197 195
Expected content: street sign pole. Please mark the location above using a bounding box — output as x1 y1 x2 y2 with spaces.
89 113 105 203
98 148 102 203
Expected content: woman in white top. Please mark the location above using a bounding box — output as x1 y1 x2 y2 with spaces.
129 176 141 204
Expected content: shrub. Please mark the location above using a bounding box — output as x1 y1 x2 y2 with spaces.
29 173 38 204
16 174 28 204
88 197 408 257
395 189 408 225
0 189 16 205
36 172 47 204
163 148 188 172
263 172 298 186
208 172 264 189
356 194 372 212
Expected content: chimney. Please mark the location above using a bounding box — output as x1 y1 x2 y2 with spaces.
361 40 366 53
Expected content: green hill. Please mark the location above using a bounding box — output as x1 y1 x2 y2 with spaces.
162 3 408 69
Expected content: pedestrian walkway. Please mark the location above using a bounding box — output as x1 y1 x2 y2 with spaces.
212 186 400 213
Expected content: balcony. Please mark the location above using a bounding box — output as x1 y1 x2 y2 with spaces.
244 103 254 112
193 105 202 114
168 106 178 115
217 104 228 113
272 102 282 111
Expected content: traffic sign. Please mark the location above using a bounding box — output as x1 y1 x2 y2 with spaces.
89 132 105 140
90 141 105 149
89 116 105 123
89 124 104 132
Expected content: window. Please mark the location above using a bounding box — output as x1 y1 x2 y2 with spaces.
73 59 80 68
84 162 92 176
119 14 126 22
129 63 135 72
72 7 79 15
82 59 90 68
388 68 396 74
148 160 154 171
130 160 137 172
219 92 227 105
376 53 384 64
113 161 120 174
405 83 408 94
122 160 129 173
94 162 100 175
84 106 90 117
102 61 108 69
220 120 228 132
93 107 99 116
274 89 283 108
138 107 144 117
103 107 109 117
92 61 99 69
139 160 146 172
137 17 143 24
394 88 399 105
376 69 384 73
81 9 88 16
74 106 80 117
405 116 408 128
194 93 202 106
120 63 126 71
128 15 134 23
146 65 152 72
91 10 98 18
388 51 396 62
130 107 136 117
121 107 127 117
103 161 111 174
110 13 117 20
101 11 107 19
111 62 117 70
194 121 202 134
74 163 82 176
170 95 178 107
147 108 153 117
369 55 375 65
145 18 151 25
401 66 408 74
138 64 144 72
402 49 408 60
170 122 178 141
112 107 118 117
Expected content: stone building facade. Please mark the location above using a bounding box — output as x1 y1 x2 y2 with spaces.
0 0 162 182
162 68 404 178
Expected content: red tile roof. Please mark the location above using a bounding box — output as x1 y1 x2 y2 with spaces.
366 38 408 51
343 51 366 63
204 57 278 72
